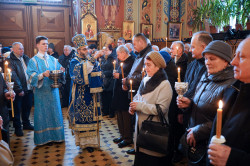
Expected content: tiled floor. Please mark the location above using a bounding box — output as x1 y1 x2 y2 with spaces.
10 108 187 166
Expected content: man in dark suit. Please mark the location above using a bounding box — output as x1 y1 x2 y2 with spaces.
7 42 33 136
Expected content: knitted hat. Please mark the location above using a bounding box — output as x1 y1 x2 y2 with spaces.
146 51 166 68
159 51 171 64
202 40 232 63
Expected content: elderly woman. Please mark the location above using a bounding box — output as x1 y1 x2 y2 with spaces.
177 41 236 165
129 51 173 166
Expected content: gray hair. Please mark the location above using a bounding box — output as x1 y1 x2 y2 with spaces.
116 45 129 54
172 41 185 53
152 45 159 51
160 47 171 54
125 43 133 51
12 42 23 48
64 45 72 51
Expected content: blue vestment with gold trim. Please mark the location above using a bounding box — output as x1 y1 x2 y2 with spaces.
26 53 65 145
68 55 103 148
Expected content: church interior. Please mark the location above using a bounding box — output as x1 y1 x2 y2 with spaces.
0 0 250 166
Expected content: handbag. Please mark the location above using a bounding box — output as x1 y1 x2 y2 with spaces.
0 128 14 166
136 104 169 154
187 141 207 164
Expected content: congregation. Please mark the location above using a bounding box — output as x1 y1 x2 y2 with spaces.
0 31 250 166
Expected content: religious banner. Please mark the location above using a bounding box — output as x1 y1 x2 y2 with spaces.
95 0 124 29
140 0 153 24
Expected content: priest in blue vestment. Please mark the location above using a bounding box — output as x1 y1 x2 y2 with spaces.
68 34 103 152
26 36 65 146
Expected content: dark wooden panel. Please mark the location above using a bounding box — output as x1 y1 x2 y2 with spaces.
0 8 25 31
37 9 65 32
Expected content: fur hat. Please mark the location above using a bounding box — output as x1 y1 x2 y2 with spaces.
146 51 166 68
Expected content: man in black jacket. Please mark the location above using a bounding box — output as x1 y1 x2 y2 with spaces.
122 33 153 93
58 45 75 108
207 36 250 166
7 42 33 136
170 41 188 82
112 45 135 148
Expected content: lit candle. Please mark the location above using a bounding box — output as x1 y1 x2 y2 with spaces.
113 60 116 71
142 67 145 79
120 62 124 79
7 68 11 82
177 67 181 82
4 61 8 81
130 80 133 101
216 100 223 138
175 46 179 64
166 37 168 47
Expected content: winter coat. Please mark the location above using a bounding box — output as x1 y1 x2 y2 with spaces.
208 80 250 166
112 55 135 111
188 66 235 143
7 52 30 93
58 50 75 80
184 58 207 99
133 69 173 157
100 52 116 91
126 44 153 92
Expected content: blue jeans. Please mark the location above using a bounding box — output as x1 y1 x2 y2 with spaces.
13 90 33 129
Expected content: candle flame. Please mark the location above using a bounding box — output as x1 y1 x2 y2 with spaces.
178 67 180 72
219 100 223 109
113 60 116 64
142 67 145 72
120 62 123 67
5 61 8 65
130 80 132 84
7 68 11 73
166 37 168 40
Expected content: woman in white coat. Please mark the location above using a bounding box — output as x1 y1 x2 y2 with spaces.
129 51 173 166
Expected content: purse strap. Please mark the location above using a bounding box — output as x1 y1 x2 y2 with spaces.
155 104 169 126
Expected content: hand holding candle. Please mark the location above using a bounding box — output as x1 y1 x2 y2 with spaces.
177 67 181 82
130 80 133 101
120 62 124 79
216 100 223 138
